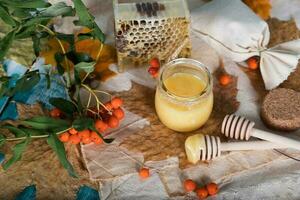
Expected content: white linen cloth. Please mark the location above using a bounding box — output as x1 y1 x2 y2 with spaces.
191 0 300 90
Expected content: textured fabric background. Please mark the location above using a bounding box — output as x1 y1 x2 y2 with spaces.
1 1 300 199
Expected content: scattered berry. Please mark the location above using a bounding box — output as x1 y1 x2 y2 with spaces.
113 108 125 120
111 97 123 109
108 116 119 128
90 131 103 145
95 120 108 132
104 102 113 111
69 128 78 135
196 187 208 200
139 167 150 179
149 58 160 68
50 108 62 118
59 132 70 143
183 179 197 192
247 57 259 70
82 136 92 144
78 129 90 139
69 135 81 145
206 182 218 196
148 67 159 78
219 74 231 86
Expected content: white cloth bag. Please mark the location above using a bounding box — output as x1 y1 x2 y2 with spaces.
191 0 300 90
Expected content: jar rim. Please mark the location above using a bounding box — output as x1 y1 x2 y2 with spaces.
158 58 212 103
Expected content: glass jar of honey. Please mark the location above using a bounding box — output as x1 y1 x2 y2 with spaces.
155 58 213 132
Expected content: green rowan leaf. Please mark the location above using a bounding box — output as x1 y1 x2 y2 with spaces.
49 97 77 116
21 116 70 130
15 25 36 39
0 5 17 27
13 70 40 93
0 0 50 9
23 16 51 27
11 8 35 19
0 30 16 61
74 62 95 74
73 0 105 42
3 125 26 137
47 133 77 177
2 137 30 170
40 2 74 17
72 117 94 131
0 134 6 147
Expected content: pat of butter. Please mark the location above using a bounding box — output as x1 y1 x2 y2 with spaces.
185 134 205 164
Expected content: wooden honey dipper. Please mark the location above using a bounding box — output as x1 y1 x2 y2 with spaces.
221 115 300 150
185 134 285 163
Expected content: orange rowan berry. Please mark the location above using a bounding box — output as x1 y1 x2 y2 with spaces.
196 187 208 199
183 179 197 192
149 58 160 68
247 57 259 70
69 128 78 135
50 108 62 118
59 132 70 143
206 182 218 196
95 120 108 132
219 74 231 86
113 108 125 120
148 67 159 78
69 135 81 145
111 97 123 109
108 116 119 128
91 131 104 145
82 136 92 144
139 167 150 179
78 129 90 139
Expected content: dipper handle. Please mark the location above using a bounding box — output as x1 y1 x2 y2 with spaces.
199 135 285 161
222 114 300 151
221 140 285 151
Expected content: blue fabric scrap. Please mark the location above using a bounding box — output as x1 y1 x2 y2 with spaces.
0 152 5 164
76 185 100 200
0 58 68 120
15 185 36 200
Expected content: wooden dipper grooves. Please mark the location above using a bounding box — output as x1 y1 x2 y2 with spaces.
261 88 300 131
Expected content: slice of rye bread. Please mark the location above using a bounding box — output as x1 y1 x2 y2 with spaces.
261 88 300 131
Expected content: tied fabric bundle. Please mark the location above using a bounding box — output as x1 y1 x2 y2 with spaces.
191 0 300 90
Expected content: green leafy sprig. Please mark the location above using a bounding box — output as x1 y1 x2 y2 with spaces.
0 0 105 62
0 0 114 177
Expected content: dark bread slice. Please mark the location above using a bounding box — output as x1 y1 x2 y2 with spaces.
261 88 300 131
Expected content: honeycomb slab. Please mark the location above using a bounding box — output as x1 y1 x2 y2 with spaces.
113 0 191 71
